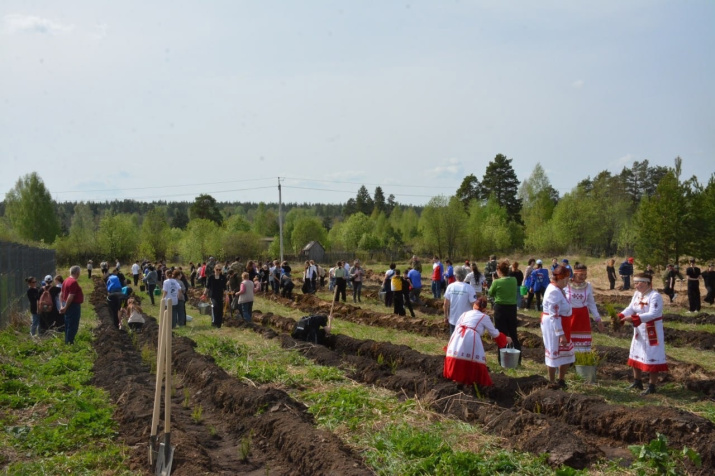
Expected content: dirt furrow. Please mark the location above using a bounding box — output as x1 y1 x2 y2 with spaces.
90 281 372 475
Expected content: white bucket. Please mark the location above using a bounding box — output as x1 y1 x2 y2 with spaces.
500 345 521 369
575 365 597 384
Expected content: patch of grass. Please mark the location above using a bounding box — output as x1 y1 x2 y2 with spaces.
0 297 132 473
663 321 715 334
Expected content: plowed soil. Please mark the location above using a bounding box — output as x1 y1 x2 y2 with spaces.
89 280 371 475
92 279 714 474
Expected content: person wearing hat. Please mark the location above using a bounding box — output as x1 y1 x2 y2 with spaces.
540 265 574 389
702 263 715 305
685 259 702 313
618 273 668 395
619 257 635 290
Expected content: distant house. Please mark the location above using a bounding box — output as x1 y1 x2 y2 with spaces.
301 241 325 263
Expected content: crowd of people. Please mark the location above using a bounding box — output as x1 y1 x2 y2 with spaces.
26 252 714 397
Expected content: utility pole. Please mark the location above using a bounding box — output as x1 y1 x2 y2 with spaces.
278 177 284 263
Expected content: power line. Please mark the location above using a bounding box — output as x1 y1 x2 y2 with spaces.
54 177 276 194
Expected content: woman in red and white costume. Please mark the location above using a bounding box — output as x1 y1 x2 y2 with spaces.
444 297 511 387
566 264 604 353
619 273 668 395
541 265 574 389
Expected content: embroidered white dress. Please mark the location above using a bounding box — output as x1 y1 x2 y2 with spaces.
566 282 601 352
541 283 574 367
621 290 668 372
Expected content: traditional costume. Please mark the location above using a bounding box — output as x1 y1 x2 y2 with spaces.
541 283 574 368
620 288 668 373
566 282 601 352
444 309 508 386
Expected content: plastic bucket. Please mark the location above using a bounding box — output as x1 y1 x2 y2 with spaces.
519 285 528 296
575 365 597 384
500 345 521 369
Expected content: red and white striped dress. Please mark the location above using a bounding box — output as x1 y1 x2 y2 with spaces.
444 309 507 386
566 282 601 352
621 290 668 373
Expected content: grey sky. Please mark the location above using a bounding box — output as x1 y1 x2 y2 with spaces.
1 1 713 206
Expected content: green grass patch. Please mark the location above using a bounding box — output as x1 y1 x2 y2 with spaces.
0 294 132 473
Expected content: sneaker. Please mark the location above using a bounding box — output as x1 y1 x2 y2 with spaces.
641 384 656 396
628 379 644 390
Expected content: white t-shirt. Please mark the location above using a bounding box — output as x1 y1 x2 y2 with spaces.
444 281 477 326
162 278 181 305
132 263 140 275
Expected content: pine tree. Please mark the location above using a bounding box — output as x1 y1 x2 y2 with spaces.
480 154 522 223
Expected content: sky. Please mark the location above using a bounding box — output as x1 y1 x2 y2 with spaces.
1 1 713 207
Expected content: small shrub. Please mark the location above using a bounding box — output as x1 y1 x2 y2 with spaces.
192 405 203 423
629 433 701 475
574 349 600 366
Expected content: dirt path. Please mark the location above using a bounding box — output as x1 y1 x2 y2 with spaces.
89 281 372 475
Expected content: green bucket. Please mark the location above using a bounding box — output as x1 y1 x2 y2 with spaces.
519 285 528 296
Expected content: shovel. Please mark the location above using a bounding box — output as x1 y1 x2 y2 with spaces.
149 300 167 466
155 299 175 475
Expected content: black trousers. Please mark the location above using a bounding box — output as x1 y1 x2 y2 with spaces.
705 285 714 305
133 274 139 286
494 303 521 365
107 293 122 328
402 292 415 317
147 284 156 305
393 292 405 316
687 280 701 312
211 298 224 328
335 278 346 302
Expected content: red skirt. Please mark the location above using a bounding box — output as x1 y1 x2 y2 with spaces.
569 306 592 352
444 357 493 386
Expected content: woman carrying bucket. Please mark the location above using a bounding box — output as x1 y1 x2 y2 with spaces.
444 297 512 386
541 265 574 390
566 264 604 353
488 261 521 366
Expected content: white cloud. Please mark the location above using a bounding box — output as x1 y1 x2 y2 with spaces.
613 153 636 168
426 158 463 178
572 79 585 89
3 14 74 35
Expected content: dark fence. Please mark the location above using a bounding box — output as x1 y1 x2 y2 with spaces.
0 241 56 328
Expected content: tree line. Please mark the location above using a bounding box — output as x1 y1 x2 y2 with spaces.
2 154 713 267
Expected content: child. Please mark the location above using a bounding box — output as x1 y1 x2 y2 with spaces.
120 298 145 332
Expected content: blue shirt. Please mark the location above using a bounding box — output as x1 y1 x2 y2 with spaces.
407 269 422 289
106 275 122 293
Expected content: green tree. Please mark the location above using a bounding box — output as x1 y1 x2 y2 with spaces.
519 164 558 252
4 172 61 243
252 202 279 236
634 168 690 265
171 208 190 229
97 212 139 261
190 194 223 225
222 230 262 260
373 187 386 214
225 214 252 233
355 186 374 215
342 212 372 250
140 207 170 259
465 199 513 257
455 174 481 209
480 154 522 223
291 217 328 253
419 196 448 257
180 218 220 262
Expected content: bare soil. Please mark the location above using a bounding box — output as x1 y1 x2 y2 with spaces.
89 280 371 476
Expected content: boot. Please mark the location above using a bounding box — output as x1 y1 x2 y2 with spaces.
628 379 644 390
641 384 656 395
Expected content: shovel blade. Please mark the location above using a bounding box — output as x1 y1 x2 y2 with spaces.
149 435 158 466
155 441 175 476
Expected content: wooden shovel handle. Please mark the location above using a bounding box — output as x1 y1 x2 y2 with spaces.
164 300 172 433
150 299 166 437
